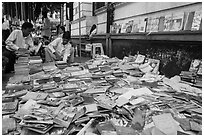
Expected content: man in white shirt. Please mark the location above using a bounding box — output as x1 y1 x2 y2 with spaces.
2 18 10 30
44 31 74 63
2 17 10 43
3 22 34 73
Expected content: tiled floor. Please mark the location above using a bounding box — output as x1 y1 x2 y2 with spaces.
2 56 91 90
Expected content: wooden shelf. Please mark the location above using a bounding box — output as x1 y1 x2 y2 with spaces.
110 31 202 41
71 31 202 42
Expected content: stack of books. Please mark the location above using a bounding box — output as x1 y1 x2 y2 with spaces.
56 61 68 69
14 57 29 75
29 56 43 75
29 56 43 65
180 59 202 84
180 71 197 83
15 48 30 57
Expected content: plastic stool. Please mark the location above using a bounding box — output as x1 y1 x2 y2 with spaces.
92 43 104 58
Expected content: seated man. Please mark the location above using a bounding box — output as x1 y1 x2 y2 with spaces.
44 31 74 63
4 22 35 73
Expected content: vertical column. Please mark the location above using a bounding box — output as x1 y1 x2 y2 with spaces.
15 2 18 20
79 2 82 58
106 2 111 57
21 2 24 21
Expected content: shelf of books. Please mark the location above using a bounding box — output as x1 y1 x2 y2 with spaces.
108 10 202 42
72 9 202 42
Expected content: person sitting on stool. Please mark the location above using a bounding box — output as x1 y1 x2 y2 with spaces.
4 22 35 73
44 31 74 63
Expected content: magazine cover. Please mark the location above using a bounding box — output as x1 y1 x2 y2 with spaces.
164 14 173 31
170 12 184 31
191 9 202 31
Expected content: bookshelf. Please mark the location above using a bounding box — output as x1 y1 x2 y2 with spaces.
109 31 202 41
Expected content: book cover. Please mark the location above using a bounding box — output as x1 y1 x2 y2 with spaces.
199 19 202 30
110 23 117 34
189 59 201 72
191 9 202 31
146 17 152 32
116 24 121 34
131 20 139 33
158 16 165 31
126 20 134 33
120 23 127 33
164 14 173 31
35 42 42 55
171 12 184 31
138 18 147 32
184 11 195 30
135 54 145 64
150 17 160 32
96 121 117 135
197 60 202 75
2 101 18 112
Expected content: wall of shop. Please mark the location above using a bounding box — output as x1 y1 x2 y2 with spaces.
114 2 198 20
95 2 201 34
71 16 97 35
71 2 201 35
95 9 107 34
73 2 92 21
71 2 96 36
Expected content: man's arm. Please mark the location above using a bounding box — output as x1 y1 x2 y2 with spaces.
25 35 34 51
5 30 19 51
62 43 72 62
48 37 61 53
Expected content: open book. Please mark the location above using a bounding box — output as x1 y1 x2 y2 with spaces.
35 42 43 55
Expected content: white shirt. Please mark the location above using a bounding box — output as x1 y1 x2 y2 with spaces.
5 29 34 51
48 37 72 62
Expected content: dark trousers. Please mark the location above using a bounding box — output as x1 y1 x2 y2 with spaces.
2 29 10 44
2 47 16 73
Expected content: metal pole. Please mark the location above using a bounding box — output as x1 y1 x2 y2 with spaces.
78 2 81 59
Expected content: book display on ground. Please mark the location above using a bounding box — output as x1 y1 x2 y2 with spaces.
2 54 202 135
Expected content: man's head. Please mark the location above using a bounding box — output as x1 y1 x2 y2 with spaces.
56 25 65 35
22 22 33 37
62 31 71 45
